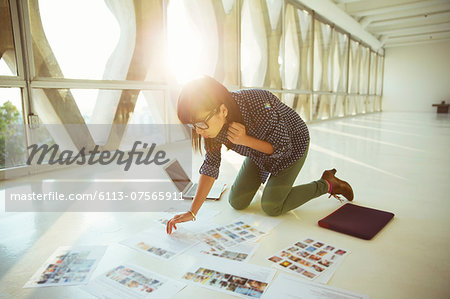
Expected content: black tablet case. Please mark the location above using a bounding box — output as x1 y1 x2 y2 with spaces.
318 203 394 240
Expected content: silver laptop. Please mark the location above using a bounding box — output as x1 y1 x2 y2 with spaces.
163 159 226 200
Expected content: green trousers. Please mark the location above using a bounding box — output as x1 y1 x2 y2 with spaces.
228 146 329 216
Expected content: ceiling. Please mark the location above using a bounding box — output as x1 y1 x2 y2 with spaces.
332 0 450 48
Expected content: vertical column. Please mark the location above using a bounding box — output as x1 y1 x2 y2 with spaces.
296 8 312 121
28 0 95 150
105 0 165 150
213 0 238 87
262 0 282 90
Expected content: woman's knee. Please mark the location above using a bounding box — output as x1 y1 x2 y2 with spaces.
228 194 250 210
260 187 287 216
261 201 283 216
228 178 259 211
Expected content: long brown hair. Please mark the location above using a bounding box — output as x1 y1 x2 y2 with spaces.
177 76 243 153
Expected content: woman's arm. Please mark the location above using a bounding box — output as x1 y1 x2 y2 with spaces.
166 174 215 234
242 135 274 155
190 174 215 214
227 122 274 155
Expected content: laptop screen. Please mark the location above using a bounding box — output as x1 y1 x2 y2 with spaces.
164 160 192 192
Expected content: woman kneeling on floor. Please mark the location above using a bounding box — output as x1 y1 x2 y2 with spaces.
166 76 353 234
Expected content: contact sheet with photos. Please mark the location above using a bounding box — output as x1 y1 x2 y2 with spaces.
189 241 259 262
181 256 276 299
120 227 199 260
196 220 266 252
82 263 186 299
267 238 349 282
24 245 106 288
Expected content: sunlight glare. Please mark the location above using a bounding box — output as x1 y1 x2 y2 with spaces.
167 0 209 84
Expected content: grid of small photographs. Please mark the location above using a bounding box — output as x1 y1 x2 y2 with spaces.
267 238 348 280
182 267 268 299
135 241 176 259
199 247 249 262
197 221 265 251
34 251 94 285
106 265 166 294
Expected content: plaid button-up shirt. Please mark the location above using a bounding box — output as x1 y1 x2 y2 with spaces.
200 89 309 183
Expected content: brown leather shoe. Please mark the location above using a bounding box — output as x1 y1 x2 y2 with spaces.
321 169 354 201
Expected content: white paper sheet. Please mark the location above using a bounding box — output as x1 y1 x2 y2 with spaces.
23 245 107 288
181 256 276 299
120 227 199 260
266 238 350 283
263 273 369 299
81 263 186 299
188 241 259 262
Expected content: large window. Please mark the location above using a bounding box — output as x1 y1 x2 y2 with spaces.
1 0 385 173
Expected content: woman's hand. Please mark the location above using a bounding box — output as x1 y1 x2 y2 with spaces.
166 212 194 234
227 122 249 146
228 122 274 155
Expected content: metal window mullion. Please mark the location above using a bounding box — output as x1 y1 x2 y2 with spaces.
366 49 371 112
0 76 26 87
373 53 378 111
10 0 35 168
162 0 171 142
16 0 34 105
8 0 25 80
373 52 377 95
344 34 350 116
309 10 315 121
280 0 285 92
315 91 334 95
16 0 34 132
237 0 242 89
356 42 361 112
380 55 385 111
30 78 169 90
162 0 169 127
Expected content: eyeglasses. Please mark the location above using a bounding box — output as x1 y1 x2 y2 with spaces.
187 108 218 130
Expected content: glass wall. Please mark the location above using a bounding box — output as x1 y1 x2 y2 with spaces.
1 0 385 172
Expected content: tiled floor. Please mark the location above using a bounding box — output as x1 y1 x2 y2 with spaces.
1 112 449 298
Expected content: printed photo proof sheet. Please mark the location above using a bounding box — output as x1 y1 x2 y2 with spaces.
196 220 266 252
195 214 281 252
156 208 220 233
181 256 277 299
267 238 350 283
189 241 259 262
120 227 199 260
23 245 107 288
82 263 186 299
263 273 369 299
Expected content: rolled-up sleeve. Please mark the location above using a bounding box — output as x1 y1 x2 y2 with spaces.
199 145 221 179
